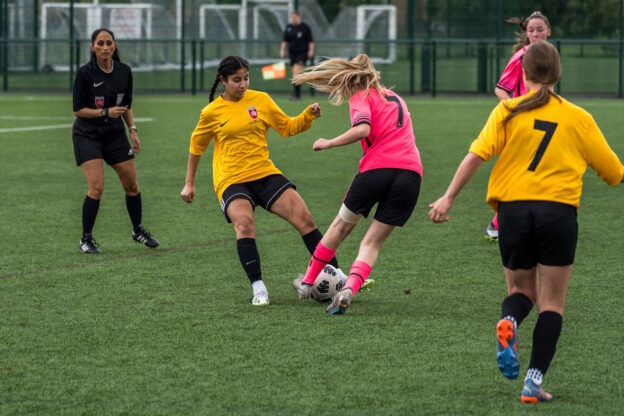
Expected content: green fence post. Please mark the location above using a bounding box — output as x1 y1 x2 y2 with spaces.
407 0 414 94
75 39 80 73
180 0 185 93
619 0 623 98
200 40 204 92
495 0 502 81
422 0 432 92
191 39 196 96
69 0 75 91
432 41 436 97
556 40 561 94
33 0 38 72
477 41 487 93
1 0 7 92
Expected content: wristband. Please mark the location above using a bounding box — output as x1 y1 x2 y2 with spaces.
100 107 108 118
128 125 137 132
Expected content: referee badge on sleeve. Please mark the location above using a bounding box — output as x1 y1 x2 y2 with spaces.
95 96 104 108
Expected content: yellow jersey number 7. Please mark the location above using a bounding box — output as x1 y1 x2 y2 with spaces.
528 120 558 171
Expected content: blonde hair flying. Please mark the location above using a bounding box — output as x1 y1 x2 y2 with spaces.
292 54 385 105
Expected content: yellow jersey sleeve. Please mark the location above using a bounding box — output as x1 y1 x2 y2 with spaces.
581 114 624 186
189 106 215 155
469 102 507 160
264 94 316 137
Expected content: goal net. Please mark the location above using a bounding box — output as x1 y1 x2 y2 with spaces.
40 1 176 71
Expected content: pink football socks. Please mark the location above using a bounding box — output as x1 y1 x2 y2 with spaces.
344 260 372 294
302 243 336 285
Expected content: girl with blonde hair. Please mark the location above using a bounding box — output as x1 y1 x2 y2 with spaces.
292 54 423 315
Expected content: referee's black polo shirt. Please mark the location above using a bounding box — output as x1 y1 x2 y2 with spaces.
72 59 133 130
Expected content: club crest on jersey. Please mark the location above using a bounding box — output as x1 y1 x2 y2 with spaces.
247 106 258 120
95 96 104 108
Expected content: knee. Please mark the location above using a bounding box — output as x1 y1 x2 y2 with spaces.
123 181 139 195
233 217 255 238
88 183 104 199
299 210 316 232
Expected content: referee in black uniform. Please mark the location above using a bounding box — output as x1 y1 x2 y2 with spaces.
73 28 159 253
280 10 314 100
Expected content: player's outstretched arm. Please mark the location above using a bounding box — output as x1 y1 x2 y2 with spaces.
429 152 484 223
313 124 369 151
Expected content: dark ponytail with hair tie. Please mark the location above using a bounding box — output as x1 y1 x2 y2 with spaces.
503 41 561 125
208 56 250 103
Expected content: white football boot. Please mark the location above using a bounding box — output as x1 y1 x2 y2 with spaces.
292 275 312 299
252 291 270 306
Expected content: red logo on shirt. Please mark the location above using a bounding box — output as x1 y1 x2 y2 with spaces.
95 96 105 108
247 106 258 120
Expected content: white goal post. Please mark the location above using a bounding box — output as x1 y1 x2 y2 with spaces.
356 5 397 64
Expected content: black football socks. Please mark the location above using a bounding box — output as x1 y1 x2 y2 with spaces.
82 195 100 237
125 193 142 233
237 238 262 283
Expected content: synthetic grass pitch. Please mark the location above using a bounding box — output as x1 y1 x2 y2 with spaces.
1 94 623 415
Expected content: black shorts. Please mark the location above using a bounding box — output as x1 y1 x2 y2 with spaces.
343 168 421 227
72 120 134 166
289 52 308 66
220 174 295 223
498 201 578 269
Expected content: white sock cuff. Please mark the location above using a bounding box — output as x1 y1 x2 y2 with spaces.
503 315 518 329
525 368 544 385
252 280 268 295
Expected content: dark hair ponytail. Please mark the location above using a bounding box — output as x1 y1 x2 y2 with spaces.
90 28 121 62
503 41 561 125
507 11 550 53
208 56 250 102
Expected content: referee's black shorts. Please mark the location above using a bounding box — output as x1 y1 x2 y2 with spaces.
220 174 295 223
289 52 308 66
498 201 578 269
72 119 134 166
343 168 421 227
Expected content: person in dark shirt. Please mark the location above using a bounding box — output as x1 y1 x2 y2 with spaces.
72 28 159 254
280 11 314 100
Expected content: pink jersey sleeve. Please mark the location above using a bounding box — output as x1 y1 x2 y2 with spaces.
349 92 371 127
497 48 526 96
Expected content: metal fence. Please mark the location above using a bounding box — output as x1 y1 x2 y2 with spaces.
0 37 622 97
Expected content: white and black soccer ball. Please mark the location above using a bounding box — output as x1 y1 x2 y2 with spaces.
311 265 344 303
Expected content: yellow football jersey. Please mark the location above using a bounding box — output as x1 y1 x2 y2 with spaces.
189 89 316 202
469 91 623 211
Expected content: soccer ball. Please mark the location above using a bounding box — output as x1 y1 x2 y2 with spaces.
311 265 344 303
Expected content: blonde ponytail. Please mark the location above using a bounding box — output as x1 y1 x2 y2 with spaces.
292 54 385 105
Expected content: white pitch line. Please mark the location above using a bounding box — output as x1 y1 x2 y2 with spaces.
0 117 155 134
0 115 71 121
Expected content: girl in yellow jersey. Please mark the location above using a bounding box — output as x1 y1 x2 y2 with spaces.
180 56 347 306
429 41 624 403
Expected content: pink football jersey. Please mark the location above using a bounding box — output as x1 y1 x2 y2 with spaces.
349 88 423 176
